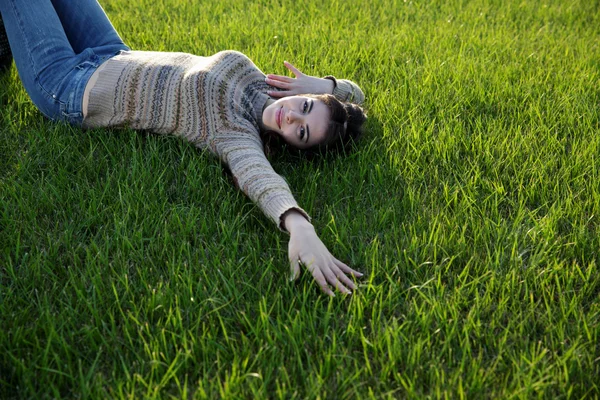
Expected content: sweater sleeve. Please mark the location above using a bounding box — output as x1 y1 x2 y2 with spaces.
323 75 365 104
215 133 310 232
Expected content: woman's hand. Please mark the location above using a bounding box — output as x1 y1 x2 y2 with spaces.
283 210 363 296
265 61 334 98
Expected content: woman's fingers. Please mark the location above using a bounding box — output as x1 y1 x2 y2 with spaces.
265 77 291 89
307 258 353 295
322 265 353 294
284 61 303 77
289 256 301 281
330 278 352 295
333 267 358 291
266 74 294 83
335 258 364 277
308 264 335 296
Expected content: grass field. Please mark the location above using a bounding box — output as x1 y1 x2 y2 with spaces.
1 0 599 398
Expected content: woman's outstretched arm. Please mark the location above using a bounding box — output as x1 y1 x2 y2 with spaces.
265 61 365 104
216 134 362 295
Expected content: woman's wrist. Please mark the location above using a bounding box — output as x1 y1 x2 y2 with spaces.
321 78 335 94
282 209 313 234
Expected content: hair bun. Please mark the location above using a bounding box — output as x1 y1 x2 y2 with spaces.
343 103 367 141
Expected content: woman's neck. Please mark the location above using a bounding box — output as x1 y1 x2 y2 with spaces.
258 97 275 132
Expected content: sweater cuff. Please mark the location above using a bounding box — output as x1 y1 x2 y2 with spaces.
323 75 360 103
323 75 339 95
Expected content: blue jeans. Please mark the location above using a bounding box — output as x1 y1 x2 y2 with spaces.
0 0 129 125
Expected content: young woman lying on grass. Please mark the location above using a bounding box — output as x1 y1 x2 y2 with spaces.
0 0 366 296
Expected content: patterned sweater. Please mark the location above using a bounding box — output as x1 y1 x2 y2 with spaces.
83 50 364 230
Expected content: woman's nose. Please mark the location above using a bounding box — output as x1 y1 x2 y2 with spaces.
286 110 302 124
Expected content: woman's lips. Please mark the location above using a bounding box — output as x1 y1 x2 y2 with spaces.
276 107 282 129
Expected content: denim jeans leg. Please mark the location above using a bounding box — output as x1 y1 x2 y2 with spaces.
0 0 126 124
51 0 129 56
0 0 80 119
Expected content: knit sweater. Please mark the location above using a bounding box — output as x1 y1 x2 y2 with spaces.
83 50 364 230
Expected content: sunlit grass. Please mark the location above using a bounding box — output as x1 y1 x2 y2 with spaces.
1 0 599 398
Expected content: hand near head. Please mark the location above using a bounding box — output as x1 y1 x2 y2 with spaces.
266 61 335 98
283 210 363 296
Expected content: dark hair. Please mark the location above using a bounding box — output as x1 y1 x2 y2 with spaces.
260 94 367 158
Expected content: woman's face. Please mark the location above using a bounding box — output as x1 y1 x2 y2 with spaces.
262 96 329 149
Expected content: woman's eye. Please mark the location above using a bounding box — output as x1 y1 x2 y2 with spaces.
302 101 308 113
299 127 305 140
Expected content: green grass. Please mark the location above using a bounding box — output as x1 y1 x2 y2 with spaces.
1 0 599 398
